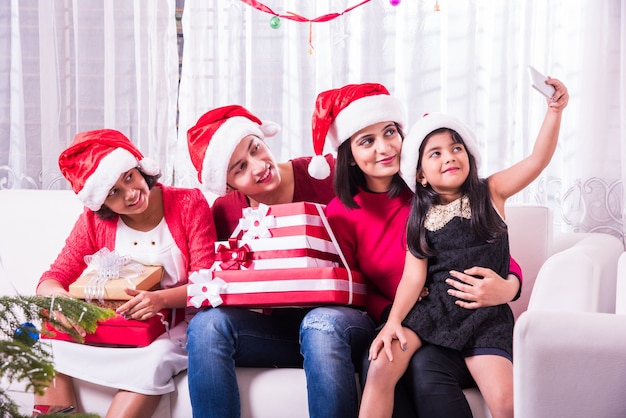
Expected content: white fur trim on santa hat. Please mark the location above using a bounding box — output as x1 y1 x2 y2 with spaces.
77 147 141 211
400 113 481 193
201 116 280 195
329 95 407 150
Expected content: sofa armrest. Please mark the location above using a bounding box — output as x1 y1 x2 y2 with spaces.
614 252 626 314
527 233 623 313
514 311 626 418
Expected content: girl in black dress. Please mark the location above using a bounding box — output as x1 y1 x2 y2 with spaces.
359 76 568 418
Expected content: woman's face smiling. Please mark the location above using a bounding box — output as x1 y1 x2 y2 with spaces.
350 121 402 192
104 168 150 215
226 134 281 196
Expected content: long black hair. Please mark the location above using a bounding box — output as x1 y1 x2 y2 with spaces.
333 122 407 209
406 128 507 258
95 168 161 220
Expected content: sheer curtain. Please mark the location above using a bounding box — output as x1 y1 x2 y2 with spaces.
177 0 625 241
0 0 179 189
1 0 625 242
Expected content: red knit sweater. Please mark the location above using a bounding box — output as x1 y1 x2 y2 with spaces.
37 184 216 291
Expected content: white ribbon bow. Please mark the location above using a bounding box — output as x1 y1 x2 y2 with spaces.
83 248 144 303
188 269 228 308
232 204 276 240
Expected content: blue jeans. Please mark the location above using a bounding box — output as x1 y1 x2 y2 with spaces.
187 307 307 418
186 306 375 418
301 306 375 418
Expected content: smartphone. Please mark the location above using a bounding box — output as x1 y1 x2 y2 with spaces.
528 65 556 99
50 406 75 413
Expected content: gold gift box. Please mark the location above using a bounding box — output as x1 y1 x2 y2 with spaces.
69 265 163 300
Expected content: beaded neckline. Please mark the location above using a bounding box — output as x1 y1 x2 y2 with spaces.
424 195 471 232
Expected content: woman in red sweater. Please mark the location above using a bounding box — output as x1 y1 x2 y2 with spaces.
315 83 522 418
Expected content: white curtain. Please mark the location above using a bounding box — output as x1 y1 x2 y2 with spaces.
176 0 626 242
0 0 179 188
2 0 625 243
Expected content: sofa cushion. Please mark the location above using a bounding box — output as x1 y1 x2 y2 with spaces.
0 190 84 296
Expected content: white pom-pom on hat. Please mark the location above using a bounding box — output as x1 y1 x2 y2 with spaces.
138 156 160 177
307 154 332 180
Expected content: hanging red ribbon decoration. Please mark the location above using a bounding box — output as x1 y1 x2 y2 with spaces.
239 0 372 53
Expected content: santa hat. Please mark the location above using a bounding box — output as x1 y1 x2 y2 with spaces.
309 83 407 179
187 105 280 196
58 129 160 211
400 113 481 193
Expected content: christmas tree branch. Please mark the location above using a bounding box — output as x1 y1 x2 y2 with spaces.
0 295 115 417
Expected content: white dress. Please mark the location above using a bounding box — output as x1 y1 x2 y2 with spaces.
48 218 188 395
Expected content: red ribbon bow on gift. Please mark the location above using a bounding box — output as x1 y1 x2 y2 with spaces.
216 239 252 270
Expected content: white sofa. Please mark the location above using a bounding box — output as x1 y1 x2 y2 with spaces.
513 247 626 418
0 189 622 418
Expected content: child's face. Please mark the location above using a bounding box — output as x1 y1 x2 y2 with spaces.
349 121 402 193
103 168 150 215
226 134 281 196
419 131 470 202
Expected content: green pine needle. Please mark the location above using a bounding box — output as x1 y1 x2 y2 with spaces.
0 295 115 417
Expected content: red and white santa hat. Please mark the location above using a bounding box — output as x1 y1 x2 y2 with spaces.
187 105 280 196
58 129 160 211
308 83 407 179
400 112 482 192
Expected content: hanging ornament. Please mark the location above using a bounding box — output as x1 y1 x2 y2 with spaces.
240 0 381 54
390 0 401 6
241 0 372 23
434 0 440 11
284 11 316 54
308 22 314 55
14 322 39 346
269 16 281 29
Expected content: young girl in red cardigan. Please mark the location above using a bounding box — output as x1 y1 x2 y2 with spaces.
35 129 216 417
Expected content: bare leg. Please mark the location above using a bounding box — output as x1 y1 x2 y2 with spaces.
105 390 161 418
33 373 78 413
465 355 513 418
359 328 421 418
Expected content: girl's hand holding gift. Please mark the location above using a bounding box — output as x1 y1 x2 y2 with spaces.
116 288 165 320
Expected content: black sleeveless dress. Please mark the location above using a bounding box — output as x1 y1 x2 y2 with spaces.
402 196 514 358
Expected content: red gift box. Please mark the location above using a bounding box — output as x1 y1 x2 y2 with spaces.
189 202 366 309
213 236 341 271
42 308 184 347
213 202 342 272
230 202 332 240
187 267 366 308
